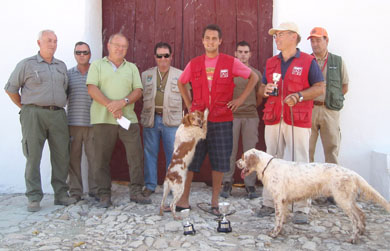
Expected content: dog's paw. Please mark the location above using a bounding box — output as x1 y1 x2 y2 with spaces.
268 230 279 238
203 108 209 119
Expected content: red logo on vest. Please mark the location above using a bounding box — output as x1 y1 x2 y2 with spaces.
292 66 303 76
220 69 229 78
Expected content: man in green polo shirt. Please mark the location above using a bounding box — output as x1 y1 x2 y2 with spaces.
87 33 151 208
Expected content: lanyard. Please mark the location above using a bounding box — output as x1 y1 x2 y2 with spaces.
320 54 328 72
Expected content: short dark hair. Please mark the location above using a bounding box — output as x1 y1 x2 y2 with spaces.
154 42 172 55
74 41 90 52
236 41 251 50
202 24 222 39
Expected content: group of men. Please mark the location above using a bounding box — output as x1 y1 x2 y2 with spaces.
5 21 348 226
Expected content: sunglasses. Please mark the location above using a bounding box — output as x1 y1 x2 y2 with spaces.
75 50 90 55
156 53 170 59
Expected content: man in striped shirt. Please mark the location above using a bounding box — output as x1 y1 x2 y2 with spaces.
67 41 97 201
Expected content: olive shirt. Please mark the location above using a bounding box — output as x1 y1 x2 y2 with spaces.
232 66 262 118
86 57 143 125
4 52 68 107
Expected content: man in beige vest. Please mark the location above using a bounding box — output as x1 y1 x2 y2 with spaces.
141 42 190 197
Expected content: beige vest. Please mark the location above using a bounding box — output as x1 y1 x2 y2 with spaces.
140 66 183 127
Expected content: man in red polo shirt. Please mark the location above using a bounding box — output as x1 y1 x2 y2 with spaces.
176 24 258 215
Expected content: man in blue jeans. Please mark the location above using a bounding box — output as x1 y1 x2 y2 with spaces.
140 42 190 196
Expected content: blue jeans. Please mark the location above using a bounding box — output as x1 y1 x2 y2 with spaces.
143 115 178 191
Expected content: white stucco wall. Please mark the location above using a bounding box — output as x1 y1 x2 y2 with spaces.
0 0 102 193
0 0 389 193
273 0 390 180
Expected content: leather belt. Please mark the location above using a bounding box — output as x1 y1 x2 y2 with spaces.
155 111 163 116
313 101 325 106
36 105 62 110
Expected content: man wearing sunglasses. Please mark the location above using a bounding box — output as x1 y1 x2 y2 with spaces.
87 33 150 208
176 24 259 216
257 22 325 224
4 30 77 212
66 41 97 202
140 42 190 197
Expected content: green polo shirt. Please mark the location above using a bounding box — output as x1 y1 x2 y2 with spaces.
87 57 143 124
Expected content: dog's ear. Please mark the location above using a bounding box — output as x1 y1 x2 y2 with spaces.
182 113 192 126
247 154 260 169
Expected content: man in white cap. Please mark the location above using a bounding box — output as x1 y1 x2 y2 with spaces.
257 22 325 224
308 27 349 165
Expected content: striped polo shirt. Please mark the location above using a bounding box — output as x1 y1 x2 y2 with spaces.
66 66 92 126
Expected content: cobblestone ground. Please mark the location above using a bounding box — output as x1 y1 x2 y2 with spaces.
0 182 389 251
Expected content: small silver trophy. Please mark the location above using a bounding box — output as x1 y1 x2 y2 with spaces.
181 209 196 235
269 73 281 96
217 202 232 233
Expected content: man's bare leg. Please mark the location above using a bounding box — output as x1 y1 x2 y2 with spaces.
211 170 223 208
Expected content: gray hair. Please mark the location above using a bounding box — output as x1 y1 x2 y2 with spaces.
37 30 56 40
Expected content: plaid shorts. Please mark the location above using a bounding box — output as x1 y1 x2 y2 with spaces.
188 121 233 173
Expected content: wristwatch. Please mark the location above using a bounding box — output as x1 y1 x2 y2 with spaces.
124 98 129 104
297 92 303 102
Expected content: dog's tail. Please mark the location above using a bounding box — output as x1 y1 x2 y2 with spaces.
356 174 390 212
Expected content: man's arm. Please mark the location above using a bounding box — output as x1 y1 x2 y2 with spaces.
284 81 325 107
228 70 258 111
5 90 22 108
178 79 192 111
256 84 265 106
342 84 348 95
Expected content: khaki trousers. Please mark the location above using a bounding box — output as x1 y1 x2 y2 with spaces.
223 117 259 186
93 123 144 197
262 120 311 213
20 105 70 202
309 105 341 164
68 126 97 197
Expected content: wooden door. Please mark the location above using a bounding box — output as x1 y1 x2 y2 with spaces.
102 0 273 184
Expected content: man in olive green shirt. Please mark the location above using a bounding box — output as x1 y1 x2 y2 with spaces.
4 30 77 212
221 41 263 199
87 33 151 208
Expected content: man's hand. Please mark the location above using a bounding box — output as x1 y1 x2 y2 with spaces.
263 83 278 97
227 98 243 112
284 93 299 107
106 100 125 113
112 110 123 119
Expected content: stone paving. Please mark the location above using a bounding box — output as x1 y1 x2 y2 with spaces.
0 181 390 251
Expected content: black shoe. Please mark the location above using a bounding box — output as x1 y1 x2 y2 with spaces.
97 195 112 208
130 193 152 204
54 196 77 206
246 186 260 199
256 206 275 217
220 182 232 198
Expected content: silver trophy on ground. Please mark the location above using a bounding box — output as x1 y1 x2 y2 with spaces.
181 209 196 235
269 72 281 96
217 202 232 233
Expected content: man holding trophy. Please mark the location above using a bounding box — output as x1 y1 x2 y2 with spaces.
257 22 325 224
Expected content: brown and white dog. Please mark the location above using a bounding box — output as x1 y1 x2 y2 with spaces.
159 109 209 220
236 149 390 243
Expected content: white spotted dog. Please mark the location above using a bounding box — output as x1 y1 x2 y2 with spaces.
237 149 390 243
159 109 209 220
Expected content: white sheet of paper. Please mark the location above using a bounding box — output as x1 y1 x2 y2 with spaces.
117 117 131 130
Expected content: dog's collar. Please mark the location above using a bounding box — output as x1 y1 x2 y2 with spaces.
262 157 275 177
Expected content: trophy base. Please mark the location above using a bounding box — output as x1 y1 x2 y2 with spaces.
217 221 232 233
183 223 196 235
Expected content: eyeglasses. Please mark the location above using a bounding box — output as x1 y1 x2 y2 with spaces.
273 31 292 39
75 50 90 55
110 43 128 49
156 53 170 59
